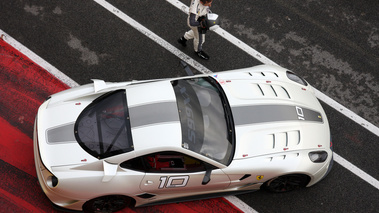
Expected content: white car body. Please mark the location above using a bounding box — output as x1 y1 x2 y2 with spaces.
34 65 333 212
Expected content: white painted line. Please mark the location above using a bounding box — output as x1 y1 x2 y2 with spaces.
93 0 212 75
314 88 379 136
0 29 79 88
224 195 258 213
213 27 279 66
334 153 379 190
166 0 379 138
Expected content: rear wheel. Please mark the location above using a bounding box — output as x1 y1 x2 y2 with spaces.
83 195 133 213
262 174 310 193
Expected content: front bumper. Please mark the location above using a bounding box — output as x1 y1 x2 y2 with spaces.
307 140 334 186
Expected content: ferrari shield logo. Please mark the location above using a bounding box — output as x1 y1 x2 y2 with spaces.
256 175 264 180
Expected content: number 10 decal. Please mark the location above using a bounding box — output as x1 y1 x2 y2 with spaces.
159 176 189 189
296 106 305 120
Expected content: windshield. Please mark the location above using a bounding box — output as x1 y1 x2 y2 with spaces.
172 77 235 165
74 90 133 159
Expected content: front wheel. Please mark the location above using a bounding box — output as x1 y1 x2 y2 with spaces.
83 195 133 213
261 174 310 193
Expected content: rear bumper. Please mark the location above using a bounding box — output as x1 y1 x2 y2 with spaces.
33 111 84 211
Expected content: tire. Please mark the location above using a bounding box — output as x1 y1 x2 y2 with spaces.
262 174 310 193
83 195 133 213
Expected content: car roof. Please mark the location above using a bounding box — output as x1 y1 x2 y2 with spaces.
127 80 183 151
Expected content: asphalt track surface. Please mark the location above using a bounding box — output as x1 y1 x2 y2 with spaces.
1 0 378 212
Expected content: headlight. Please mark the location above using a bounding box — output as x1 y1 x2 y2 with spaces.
286 71 308 86
308 151 328 163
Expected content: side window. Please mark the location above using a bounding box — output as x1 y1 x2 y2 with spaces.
120 157 145 172
120 152 206 173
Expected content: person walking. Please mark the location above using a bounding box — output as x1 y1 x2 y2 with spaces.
178 0 213 60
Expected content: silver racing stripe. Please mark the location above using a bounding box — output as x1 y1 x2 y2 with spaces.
231 104 323 126
47 123 76 143
47 102 179 143
129 101 180 128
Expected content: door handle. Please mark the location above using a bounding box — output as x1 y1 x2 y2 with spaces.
145 180 154 185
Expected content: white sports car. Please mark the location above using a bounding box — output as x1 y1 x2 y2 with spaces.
34 65 333 212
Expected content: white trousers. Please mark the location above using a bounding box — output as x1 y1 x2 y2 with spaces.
184 25 205 52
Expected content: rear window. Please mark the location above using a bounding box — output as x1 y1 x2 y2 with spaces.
74 90 133 159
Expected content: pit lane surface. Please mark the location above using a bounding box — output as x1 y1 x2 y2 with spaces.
1 0 378 212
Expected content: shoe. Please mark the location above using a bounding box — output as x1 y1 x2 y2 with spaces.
196 51 209 60
178 37 187 47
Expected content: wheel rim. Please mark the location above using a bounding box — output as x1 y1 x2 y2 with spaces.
85 195 130 213
266 175 308 192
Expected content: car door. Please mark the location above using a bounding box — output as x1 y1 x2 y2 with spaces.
135 151 230 196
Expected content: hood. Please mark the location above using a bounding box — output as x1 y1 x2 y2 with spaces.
212 67 330 159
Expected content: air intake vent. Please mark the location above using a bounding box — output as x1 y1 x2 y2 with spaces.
250 71 279 78
256 84 291 99
268 153 300 162
239 174 251 181
137 193 156 199
226 82 291 100
267 130 300 150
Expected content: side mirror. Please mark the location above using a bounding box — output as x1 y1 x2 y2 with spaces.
202 164 213 185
